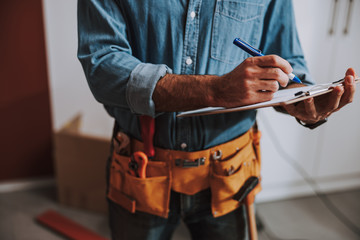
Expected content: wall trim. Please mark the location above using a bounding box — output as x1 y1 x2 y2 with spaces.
257 173 360 203
1 174 359 202
0 178 55 193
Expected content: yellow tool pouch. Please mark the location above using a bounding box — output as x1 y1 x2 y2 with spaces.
210 128 262 217
107 152 171 218
107 127 262 219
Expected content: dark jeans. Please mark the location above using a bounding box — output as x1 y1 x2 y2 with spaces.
107 188 247 240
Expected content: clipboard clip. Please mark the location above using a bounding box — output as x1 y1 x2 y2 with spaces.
294 83 336 98
332 78 345 84
294 90 309 97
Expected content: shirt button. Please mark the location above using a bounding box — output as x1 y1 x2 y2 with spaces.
190 11 196 19
181 143 187 149
185 57 193 65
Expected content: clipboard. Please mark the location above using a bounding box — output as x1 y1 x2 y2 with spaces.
177 78 360 117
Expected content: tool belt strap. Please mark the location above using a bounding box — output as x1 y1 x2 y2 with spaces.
131 129 255 195
132 130 251 161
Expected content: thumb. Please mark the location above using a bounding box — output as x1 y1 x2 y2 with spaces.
345 68 357 78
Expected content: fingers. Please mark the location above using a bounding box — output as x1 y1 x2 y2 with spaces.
253 55 293 74
280 68 357 124
339 74 356 108
345 67 356 77
338 68 357 109
256 91 275 103
327 85 343 108
286 98 320 123
250 55 292 87
254 80 279 93
303 87 343 122
257 67 289 87
303 98 318 123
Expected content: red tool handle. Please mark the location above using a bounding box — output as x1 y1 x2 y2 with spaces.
139 115 155 158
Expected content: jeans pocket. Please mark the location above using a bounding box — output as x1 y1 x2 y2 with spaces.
211 0 266 64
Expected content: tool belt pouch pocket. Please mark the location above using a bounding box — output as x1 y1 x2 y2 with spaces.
210 139 260 217
107 152 171 218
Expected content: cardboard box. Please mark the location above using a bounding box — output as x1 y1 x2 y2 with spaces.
54 115 111 213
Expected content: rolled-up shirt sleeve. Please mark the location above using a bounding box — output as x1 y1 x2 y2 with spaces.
127 63 172 117
77 0 171 117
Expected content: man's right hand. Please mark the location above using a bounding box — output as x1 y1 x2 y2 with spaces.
210 55 293 108
153 55 294 112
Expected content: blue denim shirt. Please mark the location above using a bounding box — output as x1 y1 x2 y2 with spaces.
77 0 314 151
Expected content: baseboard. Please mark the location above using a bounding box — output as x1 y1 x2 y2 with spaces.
1 174 359 203
257 173 360 203
0 178 55 193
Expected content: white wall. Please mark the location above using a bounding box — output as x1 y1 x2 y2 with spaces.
258 0 360 202
42 0 113 138
42 0 360 202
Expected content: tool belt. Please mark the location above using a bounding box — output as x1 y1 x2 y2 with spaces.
107 127 262 218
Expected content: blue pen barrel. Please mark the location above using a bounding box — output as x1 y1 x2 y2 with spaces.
233 38 264 57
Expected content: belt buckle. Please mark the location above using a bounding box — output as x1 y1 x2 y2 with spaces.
175 157 206 168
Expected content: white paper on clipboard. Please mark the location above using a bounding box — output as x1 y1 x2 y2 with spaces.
177 78 359 117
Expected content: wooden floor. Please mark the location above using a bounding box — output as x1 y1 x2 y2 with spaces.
0 186 359 240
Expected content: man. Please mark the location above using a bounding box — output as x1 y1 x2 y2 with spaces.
77 0 356 239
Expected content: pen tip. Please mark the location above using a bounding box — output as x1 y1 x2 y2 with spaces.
293 75 302 84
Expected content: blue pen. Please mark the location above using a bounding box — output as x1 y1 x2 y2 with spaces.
233 38 302 84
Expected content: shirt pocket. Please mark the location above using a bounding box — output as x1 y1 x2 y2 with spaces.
211 0 266 65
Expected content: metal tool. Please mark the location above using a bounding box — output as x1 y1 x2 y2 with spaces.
175 158 206 168
225 165 235 176
245 194 258 240
233 176 260 240
233 176 259 203
212 150 223 161
113 132 131 156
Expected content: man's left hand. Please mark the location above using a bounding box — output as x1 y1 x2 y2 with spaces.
282 68 357 125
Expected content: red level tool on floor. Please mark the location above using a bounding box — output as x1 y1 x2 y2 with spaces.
36 210 108 240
